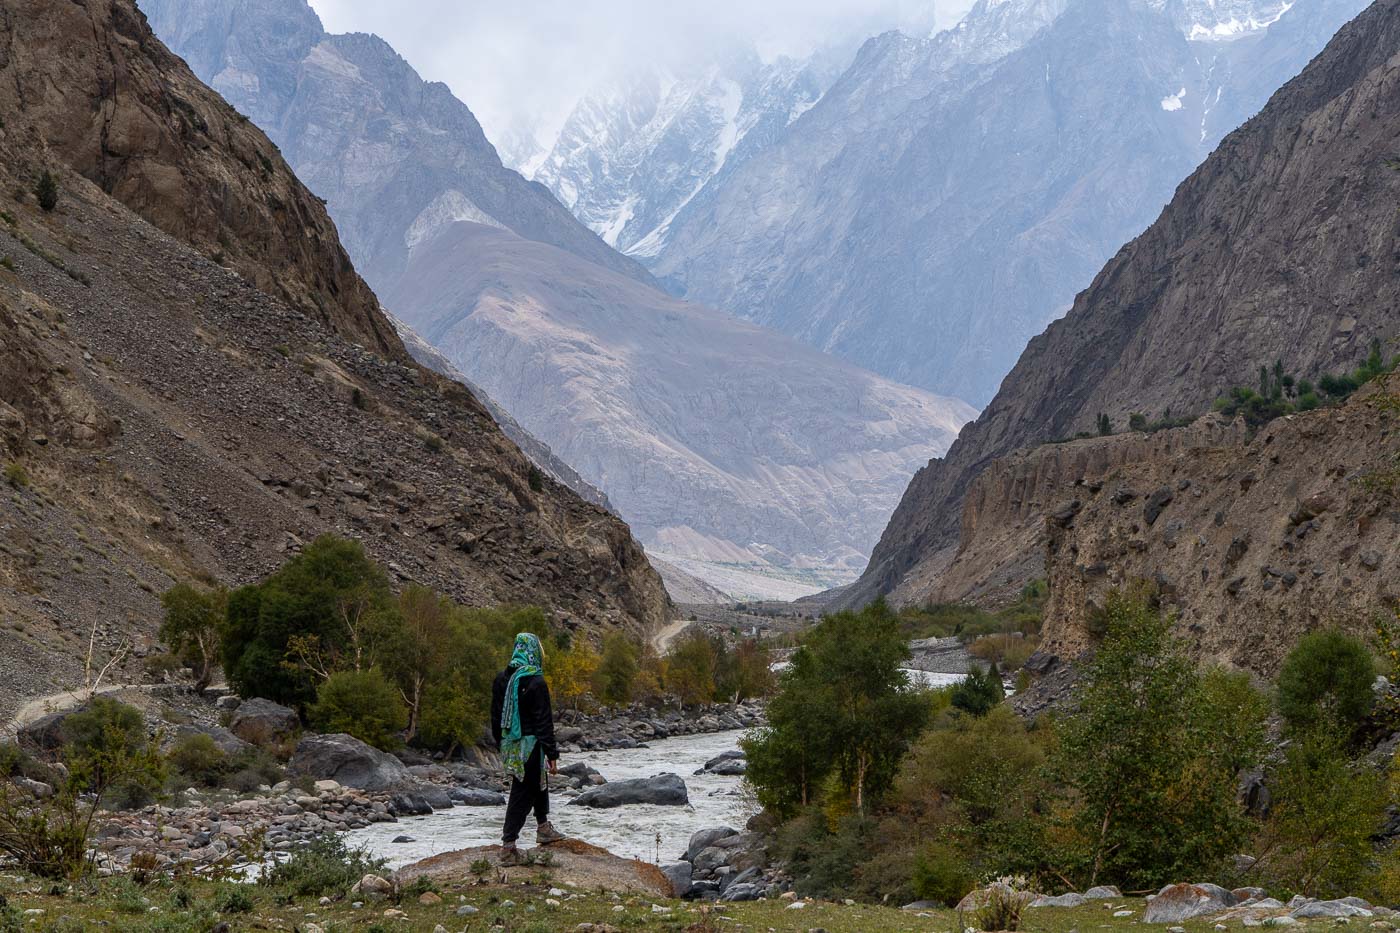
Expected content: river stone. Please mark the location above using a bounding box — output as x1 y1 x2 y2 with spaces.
692 846 732 874
229 698 300 747
449 787 506 806
695 751 747 776
1085 886 1122 899
719 882 761 902
1144 884 1232 923
685 826 739 862
1032 893 1088 908
289 733 412 791
1291 900 1374 919
389 793 434 816
660 861 693 898
568 773 688 808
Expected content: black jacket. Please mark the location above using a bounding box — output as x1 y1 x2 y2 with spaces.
490 668 558 761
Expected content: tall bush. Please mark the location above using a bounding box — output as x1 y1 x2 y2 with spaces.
309 669 408 750
1276 630 1375 737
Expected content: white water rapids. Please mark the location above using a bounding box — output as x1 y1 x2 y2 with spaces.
345 671 967 869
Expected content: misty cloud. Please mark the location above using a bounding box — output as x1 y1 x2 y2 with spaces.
307 0 977 149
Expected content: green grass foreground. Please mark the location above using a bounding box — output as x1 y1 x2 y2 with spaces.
0 873 1328 933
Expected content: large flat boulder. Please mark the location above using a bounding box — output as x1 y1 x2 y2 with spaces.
397 839 672 897
287 733 411 791
568 773 688 808
1144 884 1233 923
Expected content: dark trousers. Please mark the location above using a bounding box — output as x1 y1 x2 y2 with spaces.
501 747 549 845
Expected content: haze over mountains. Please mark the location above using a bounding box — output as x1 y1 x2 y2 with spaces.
522 0 1370 405
144 0 975 599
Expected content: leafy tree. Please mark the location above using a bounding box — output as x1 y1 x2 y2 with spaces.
550 641 601 711
1051 591 1267 888
666 632 718 706
745 600 929 815
1276 630 1375 738
1097 413 1112 436
1128 412 1148 432
1252 731 1386 897
34 170 58 212
595 633 640 706
950 663 1004 716
309 668 408 750
222 535 395 709
379 585 456 740
159 583 227 691
716 638 774 702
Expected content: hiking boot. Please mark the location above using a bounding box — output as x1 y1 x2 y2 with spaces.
535 821 566 845
499 844 523 866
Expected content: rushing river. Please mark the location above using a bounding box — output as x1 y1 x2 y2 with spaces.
346 730 759 868
347 671 969 870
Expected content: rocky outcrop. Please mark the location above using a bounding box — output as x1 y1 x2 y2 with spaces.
847 0 1400 610
0 0 396 356
1038 377 1400 675
397 838 673 897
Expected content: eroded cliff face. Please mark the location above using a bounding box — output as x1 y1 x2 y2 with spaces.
845 0 1400 610
895 416 1250 608
0 0 396 355
1039 376 1400 675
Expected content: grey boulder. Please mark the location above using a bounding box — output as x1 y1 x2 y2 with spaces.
719 882 762 902
660 861 693 898
1291 900 1373 919
685 825 739 862
288 733 412 791
1085 886 1122 899
695 751 747 776
449 787 506 806
1031 893 1088 908
167 723 252 757
568 773 688 808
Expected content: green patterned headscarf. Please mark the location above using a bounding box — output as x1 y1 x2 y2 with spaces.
500 633 545 784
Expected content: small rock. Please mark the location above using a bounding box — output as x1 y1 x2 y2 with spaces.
418 892 442 905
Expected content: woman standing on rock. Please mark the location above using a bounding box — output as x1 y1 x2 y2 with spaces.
492 632 564 865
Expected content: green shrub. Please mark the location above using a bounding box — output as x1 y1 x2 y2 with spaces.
309 668 407 750
259 835 386 897
167 733 227 787
911 842 977 906
950 663 1004 716
0 256 13 272
212 883 255 913
35 170 58 213
62 698 166 809
3 463 29 489
1276 630 1375 737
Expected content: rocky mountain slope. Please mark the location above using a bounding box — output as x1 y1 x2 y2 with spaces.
0 0 669 719
146 0 977 599
843 0 1400 610
139 0 651 291
389 222 973 597
645 0 1369 405
1038 377 1399 676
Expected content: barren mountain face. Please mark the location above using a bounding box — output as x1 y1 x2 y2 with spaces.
844 0 1400 609
0 0 669 717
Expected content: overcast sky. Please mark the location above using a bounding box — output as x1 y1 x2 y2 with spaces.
308 0 977 151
